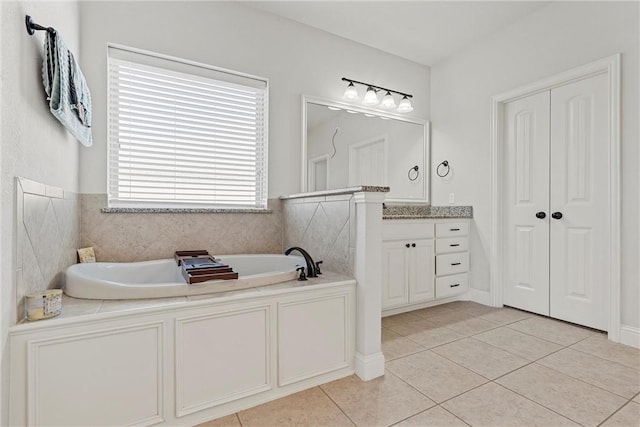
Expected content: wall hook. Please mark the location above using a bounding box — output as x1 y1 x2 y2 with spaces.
25 15 55 35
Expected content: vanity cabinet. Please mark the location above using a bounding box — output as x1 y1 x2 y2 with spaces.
382 239 435 309
382 219 470 314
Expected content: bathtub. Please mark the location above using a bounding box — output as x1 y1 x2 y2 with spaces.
64 254 306 300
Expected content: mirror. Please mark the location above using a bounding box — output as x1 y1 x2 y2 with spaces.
302 96 429 204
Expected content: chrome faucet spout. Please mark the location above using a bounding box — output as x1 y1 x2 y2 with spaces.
284 246 318 278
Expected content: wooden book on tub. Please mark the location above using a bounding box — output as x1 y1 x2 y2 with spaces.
175 250 239 284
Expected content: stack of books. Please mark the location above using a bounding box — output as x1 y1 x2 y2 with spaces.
174 250 238 284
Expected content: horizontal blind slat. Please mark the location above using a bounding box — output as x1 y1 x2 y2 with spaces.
108 50 267 209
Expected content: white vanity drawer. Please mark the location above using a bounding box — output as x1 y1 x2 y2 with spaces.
435 237 469 254
435 222 469 238
383 221 434 240
436 273 469 298
436 252 469 276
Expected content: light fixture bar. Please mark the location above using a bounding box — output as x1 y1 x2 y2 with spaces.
341 77 412 99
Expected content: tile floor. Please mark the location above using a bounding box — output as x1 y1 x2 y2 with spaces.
197 301 640 426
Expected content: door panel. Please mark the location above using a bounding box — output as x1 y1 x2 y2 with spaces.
504 91 551 315
382 241 409 309
549 73 609 330
409 239 435 303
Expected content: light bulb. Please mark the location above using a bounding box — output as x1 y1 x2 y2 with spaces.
397 96 414 113
380 91 396 109
343 82 358 100
363 87 379 105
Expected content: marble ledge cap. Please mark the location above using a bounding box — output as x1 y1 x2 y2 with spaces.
280 186 390 200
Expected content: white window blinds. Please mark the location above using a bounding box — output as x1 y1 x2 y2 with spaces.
108 46 268 209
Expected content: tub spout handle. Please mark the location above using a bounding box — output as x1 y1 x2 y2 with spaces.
315 261 323 275
296 266 307 281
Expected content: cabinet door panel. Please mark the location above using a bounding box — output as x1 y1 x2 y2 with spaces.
382 241 409 309
409 239 435 303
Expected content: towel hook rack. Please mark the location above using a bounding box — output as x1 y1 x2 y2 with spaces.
25 15 55 35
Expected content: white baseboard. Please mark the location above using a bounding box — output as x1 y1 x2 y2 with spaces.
468 288 493 306
354 351 385 381
619 324 640 348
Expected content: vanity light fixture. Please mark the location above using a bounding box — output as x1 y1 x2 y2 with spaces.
341 77 413 113
343 81 359 100
363 86 380 105
380 91 396 109
398 96 414 113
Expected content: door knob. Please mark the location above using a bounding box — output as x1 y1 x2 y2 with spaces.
535 211 546 219
551 212 563 220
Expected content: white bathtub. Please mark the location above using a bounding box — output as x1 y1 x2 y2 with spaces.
64 254 306 300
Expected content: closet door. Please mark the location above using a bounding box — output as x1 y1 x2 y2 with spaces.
549 73 609 330
503 91 551 315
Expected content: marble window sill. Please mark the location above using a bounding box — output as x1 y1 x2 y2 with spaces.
101 207 273 214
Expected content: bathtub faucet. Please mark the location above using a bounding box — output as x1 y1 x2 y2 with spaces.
284 247 318 278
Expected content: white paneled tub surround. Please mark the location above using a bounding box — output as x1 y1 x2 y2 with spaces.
65 254 306 299
9 277 356 426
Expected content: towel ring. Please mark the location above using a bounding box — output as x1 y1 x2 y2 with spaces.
437 160 450 177
408 165 419 181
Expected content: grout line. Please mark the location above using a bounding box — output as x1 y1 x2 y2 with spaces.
234 412 243 427
318 383 357 426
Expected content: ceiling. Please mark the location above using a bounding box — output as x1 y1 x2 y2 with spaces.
244 1 549 66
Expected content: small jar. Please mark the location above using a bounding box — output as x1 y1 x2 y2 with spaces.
25 289 62 321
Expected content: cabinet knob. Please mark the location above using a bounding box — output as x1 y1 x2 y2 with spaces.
551 211 563 220
536 211 546 219
411 243 416 247
405 243 410 248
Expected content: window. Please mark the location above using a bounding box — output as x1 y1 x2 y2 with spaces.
108 45 268 209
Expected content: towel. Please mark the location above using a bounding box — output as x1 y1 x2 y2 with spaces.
42 30 92 147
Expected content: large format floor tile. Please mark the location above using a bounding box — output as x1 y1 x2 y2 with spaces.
477 306 533 325
236 387 354 427
496 363 626 426
195 413 241 427
570 334 640 369
381 328 425 360
538 347 640 399
601 401 640 426
473 326 562 361
507 316 593 345
395 405 468 426
387 321 465 349
441 382 579 426
321 373 435 426
441 317 501 336
431 337 530 379
386 350 487 403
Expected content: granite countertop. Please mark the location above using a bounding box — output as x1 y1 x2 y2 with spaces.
383 205 473 219
15 271 355 327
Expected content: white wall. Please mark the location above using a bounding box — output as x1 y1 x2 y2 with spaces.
0 1 81 423
78 1 431 197
430 2 639 328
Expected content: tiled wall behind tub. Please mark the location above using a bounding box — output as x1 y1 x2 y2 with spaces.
80 194 283 262
282 194 355 276
16 177 80 321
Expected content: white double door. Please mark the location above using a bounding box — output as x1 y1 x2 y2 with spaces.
504 73 610 331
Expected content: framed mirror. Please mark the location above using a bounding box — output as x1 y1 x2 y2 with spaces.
302 96 430 204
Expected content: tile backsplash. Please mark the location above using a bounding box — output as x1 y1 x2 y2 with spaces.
80 194 283 262
16 177 80 321
282 195 355 276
